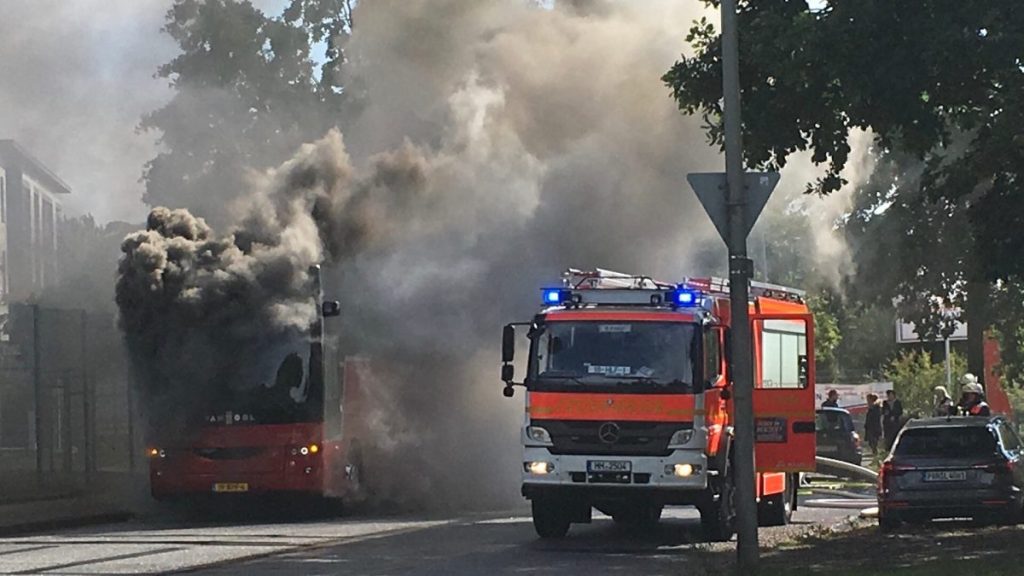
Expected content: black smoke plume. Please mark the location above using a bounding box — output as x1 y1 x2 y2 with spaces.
116 131 429 439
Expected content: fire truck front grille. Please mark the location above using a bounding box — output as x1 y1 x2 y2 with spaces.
535 420 688 457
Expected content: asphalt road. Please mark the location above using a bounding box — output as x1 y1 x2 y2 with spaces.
0 500 851 575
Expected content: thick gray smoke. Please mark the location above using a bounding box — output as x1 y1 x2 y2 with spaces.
317 0 726 510
119 0 732 511
0 0 175 222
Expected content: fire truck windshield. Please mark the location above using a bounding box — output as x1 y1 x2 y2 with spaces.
527 321 697 393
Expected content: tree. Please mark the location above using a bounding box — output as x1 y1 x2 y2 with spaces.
664 1 1024 381
142 0 352 226
885 349 966 418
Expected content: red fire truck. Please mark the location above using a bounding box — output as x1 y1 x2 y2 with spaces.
148 268 368 503
501 269 818 539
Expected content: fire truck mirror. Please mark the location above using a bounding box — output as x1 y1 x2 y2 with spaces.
501 363 515 383
502 325 516 363
321 300 341 318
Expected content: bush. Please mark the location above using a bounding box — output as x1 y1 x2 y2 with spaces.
884 350 966 418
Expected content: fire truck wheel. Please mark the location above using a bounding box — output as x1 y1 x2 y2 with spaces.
757 477 793 527
531 499 571 539
701 473 737 542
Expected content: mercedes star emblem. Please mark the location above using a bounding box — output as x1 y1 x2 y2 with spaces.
598 422 620 444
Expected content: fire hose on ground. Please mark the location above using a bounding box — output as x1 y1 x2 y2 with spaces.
801 456 879 517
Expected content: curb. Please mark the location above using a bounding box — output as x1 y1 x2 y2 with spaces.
0 511 134 537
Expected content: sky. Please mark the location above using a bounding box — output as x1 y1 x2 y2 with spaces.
0 0 289 224
0 0 836 226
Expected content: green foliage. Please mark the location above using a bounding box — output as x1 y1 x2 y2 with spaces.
142 0 355 225
884 349 965 418
664 1 1024 381
807 292 841 382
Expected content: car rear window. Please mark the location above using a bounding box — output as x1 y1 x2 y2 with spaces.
816 411 852 432
894 427 998 458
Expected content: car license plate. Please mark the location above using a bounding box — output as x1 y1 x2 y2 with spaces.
212 482 249 493
923 470 966 482
587 460 631 473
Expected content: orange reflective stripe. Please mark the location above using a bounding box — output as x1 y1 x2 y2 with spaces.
529 392 699 422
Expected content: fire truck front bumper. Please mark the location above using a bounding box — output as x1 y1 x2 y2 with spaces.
521 448 708 504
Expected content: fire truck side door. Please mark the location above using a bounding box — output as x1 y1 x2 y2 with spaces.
750 313 816 472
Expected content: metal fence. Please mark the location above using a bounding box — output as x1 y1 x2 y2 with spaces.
0 304 136 500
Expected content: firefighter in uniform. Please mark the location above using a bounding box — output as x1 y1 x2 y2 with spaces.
957 373 991 416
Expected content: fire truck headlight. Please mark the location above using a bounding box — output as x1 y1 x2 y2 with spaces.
667 464 700 477
525 461 554 475
526 426 553 445
668 429 694 447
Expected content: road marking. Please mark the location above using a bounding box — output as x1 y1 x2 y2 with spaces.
13 547 186 574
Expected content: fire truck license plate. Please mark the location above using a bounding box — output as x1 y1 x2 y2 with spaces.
923 471 966 482
212 483 249 493
588 461 631 473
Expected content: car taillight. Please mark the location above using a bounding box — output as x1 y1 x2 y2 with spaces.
879 461 913 493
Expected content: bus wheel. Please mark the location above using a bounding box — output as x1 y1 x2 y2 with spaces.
701 473 737 542
532 499 571 539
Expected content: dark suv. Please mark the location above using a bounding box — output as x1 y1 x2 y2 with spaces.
816 407 862 465
877 416 1024 531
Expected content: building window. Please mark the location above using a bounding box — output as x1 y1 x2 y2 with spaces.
0 175 5 223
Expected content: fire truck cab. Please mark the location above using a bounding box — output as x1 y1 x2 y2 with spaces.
502 269 817 540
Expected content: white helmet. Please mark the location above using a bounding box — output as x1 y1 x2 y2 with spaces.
961 382 984 395
960 373 979 386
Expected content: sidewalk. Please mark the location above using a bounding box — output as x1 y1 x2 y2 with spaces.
0 472 141 536
0 496 133 536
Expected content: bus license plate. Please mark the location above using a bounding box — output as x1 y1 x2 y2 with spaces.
588 461 631 473
923 471 966 482
212 482 249 493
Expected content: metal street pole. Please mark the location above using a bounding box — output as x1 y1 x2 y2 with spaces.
945 337 952 389
721 0 759 570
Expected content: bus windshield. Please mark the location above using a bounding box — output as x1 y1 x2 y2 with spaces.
205 339 325 426
528 321 698 393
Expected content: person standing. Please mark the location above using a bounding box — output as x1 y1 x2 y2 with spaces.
822 389 840 408
864 393 883 462
882 390 904 451
957 373 991 416
933 385 955 417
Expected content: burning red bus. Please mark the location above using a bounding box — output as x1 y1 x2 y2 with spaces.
147 267 367 503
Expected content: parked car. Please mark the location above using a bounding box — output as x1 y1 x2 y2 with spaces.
877 415 1024 531
816 407 862 465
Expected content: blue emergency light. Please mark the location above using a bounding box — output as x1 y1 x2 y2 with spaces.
542 288 571 305
669 288 701 307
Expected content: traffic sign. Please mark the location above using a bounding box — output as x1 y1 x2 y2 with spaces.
687 172 780 244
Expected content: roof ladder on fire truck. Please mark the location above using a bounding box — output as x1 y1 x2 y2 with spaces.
683 276 806 303
562 268 675 290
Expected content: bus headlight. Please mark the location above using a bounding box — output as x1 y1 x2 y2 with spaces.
525 461 554 475
668 429 694 447
526 426 553 445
